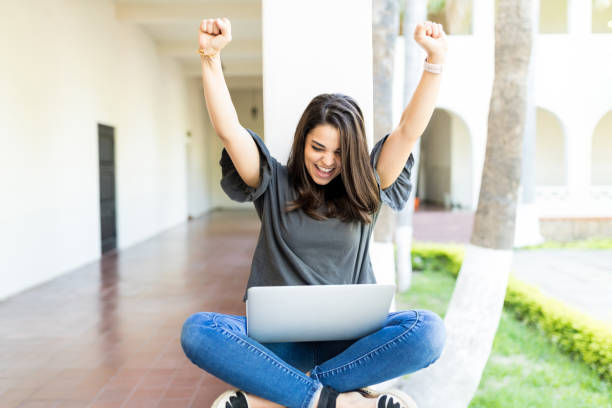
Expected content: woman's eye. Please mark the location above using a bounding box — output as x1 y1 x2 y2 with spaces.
312 146 322 151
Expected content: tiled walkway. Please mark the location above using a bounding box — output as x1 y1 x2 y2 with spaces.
0 211 258 408
512 249 612 325
412 206 473 243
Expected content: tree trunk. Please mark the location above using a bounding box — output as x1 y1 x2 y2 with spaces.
398 1 533 406
372 0 400 244
371 0 400 293
395 0 427 292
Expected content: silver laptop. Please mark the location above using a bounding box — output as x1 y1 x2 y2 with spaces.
246 284 395 343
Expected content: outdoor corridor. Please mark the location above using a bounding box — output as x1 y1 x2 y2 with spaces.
1 209 610 407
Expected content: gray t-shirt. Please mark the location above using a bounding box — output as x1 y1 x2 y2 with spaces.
220 128 415 302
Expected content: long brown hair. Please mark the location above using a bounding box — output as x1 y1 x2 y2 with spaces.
286 93 381 224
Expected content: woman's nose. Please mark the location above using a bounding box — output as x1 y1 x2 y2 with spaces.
322 153 335 166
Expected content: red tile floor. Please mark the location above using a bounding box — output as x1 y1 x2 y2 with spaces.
0 211 259 408
412 204 474 244
0 207 473 408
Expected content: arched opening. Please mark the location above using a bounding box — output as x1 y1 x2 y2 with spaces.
592 0 612 33
535 108 566 186
591 110 612 185
539 0 568 33
417 108 473 210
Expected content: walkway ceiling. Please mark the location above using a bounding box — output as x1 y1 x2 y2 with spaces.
113 0 262 89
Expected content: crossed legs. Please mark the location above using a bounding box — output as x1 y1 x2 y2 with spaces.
180 310 445 408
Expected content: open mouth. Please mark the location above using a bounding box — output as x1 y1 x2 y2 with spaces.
314 164 335 178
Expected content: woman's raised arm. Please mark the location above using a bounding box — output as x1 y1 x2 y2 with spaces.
376 21 448 190
199 18 261 188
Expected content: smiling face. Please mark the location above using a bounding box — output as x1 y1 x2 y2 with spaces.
304 124 342 186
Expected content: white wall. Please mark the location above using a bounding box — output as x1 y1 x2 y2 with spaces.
0 0 203 299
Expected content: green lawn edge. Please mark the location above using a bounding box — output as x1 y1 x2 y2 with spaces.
410 242 612 383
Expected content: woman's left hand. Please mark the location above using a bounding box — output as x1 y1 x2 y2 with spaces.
414 21 448 64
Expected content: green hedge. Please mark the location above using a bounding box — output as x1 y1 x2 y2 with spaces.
411 243 464 277
410 243 612 382
504 276 612 382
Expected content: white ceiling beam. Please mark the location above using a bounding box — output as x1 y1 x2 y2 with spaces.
115 3 261 24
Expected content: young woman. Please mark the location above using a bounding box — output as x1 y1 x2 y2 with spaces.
181 17 449 408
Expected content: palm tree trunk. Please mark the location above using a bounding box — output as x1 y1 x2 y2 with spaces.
398 1 533 406
395 0 427 292
372 0 400 291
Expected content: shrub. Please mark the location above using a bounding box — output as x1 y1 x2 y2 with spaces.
505 276 612 382
410 242 612 382
411 242 463 276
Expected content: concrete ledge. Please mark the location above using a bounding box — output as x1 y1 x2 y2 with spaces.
539 217 612 241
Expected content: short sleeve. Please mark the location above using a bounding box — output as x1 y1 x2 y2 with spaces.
369 133 415 211
219 128 275 202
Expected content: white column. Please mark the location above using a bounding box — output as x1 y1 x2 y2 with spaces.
568 0 592 35
565 121 590 213
472 0 495 38
261 0 374 163
567 0 592 215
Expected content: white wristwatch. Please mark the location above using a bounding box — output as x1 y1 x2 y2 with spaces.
424 58 443 74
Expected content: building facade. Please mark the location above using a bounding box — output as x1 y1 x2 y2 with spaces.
1 0 610 299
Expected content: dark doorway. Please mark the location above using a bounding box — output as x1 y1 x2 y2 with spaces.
98 124 117 254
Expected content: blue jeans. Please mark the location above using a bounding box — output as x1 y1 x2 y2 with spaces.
180 309 445 408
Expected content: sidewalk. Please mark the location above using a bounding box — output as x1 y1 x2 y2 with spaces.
511 249 612 325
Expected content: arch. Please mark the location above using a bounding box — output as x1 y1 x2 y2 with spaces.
539 0 568 33
417 108 473 210
535 107 567 186
591 110 612 185
592 0 612 33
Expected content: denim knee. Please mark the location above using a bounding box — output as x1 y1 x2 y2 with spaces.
391 309 446 365
417 309 446 365
180 312 216 363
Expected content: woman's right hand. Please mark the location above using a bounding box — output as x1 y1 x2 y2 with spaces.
199 17 232 55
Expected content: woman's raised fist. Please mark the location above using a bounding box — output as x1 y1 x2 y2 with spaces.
199 17 232 55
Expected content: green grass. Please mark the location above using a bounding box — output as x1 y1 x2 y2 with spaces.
517 238 612 250
396 268 612 408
